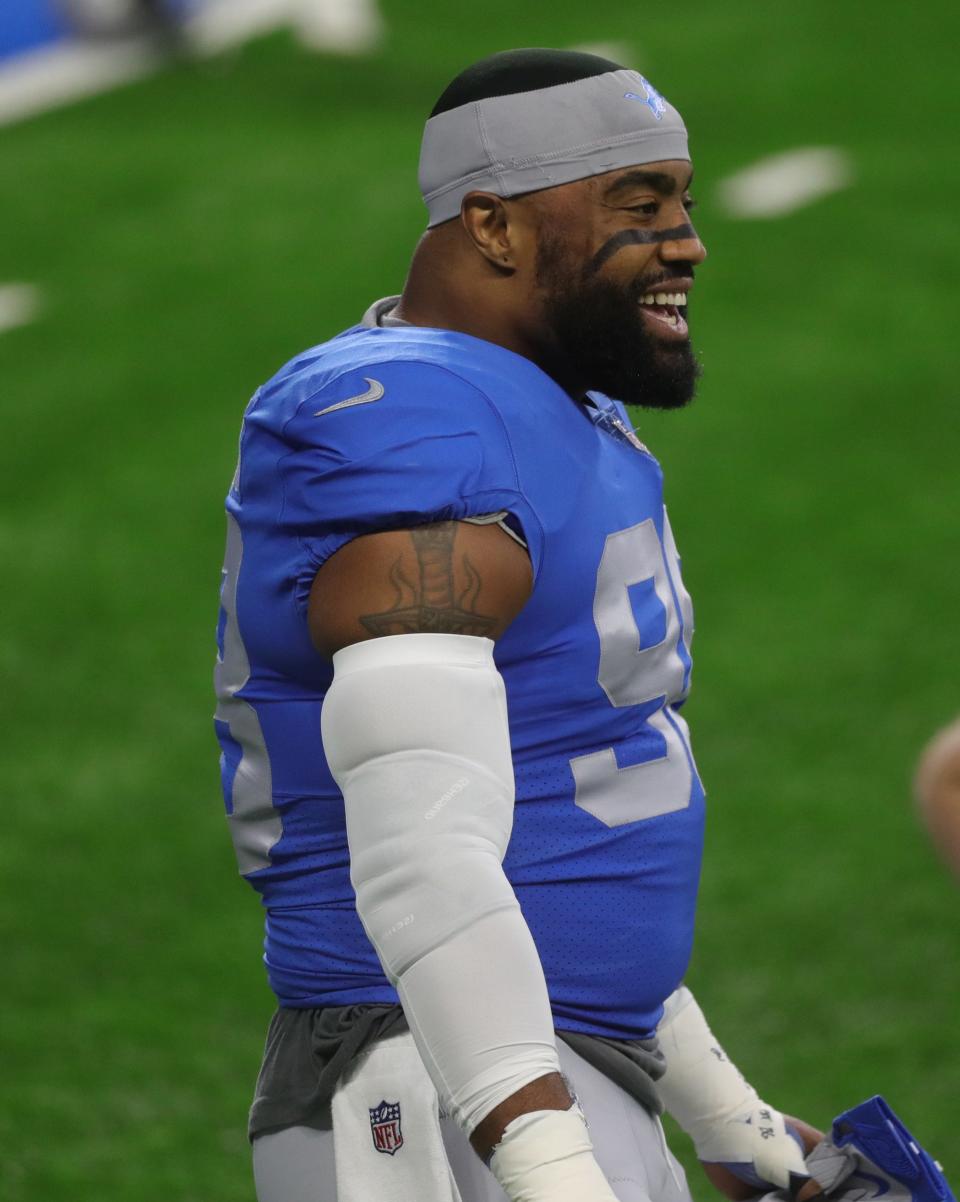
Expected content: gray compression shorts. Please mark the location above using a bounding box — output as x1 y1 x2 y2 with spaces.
249 1005 666 1142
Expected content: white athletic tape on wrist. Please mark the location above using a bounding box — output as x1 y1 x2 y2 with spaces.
322 633 560 1134
490 1105 619 1202
656 987 807 1188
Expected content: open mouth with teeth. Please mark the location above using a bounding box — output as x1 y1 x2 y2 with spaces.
638 290 689 335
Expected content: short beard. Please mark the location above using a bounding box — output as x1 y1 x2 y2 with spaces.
536 234 702 409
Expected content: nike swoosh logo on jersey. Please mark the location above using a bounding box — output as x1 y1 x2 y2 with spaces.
314 378 384 416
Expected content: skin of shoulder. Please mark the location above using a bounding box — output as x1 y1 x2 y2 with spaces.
308 519 533 659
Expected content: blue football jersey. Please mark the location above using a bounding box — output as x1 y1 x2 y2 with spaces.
215 312 705 1039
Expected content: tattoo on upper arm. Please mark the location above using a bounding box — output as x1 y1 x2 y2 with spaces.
359 523 498 637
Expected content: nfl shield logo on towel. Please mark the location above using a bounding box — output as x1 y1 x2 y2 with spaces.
369 1100 403 1155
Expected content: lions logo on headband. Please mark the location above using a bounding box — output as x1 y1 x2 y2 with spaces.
624 76 668 121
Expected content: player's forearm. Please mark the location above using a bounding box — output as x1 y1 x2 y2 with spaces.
656 986 810 1188
390 901 564 1133
390 890 613 1198
470 1073 572 1157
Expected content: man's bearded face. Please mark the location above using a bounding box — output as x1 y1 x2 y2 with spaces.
535 230 702 410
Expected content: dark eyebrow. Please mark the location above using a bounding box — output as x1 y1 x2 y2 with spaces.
603 168 695 200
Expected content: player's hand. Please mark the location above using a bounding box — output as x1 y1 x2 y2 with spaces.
700 1115 824 1200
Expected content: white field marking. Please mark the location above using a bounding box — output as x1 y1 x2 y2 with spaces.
293 0 384 54
715 147 854 219
184 0 292 56
0 38 159 127
0 0 293 126
0 284 42 334
189 0 386 57
0 1 381 126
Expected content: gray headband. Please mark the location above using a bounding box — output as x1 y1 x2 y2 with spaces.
419 69 689 227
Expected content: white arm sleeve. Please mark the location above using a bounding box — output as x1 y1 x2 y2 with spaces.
656 986 808 1187
321 633 560 1136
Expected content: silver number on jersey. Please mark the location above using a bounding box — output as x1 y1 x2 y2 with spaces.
571 514 700 828
215 512 282 873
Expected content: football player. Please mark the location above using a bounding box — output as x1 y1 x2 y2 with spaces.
214 48 941 1202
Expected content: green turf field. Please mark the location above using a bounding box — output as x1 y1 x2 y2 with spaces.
2 3 959 1198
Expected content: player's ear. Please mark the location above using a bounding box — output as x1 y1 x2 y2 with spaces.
460 192 519 272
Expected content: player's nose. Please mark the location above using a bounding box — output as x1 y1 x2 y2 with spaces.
661 226 707 265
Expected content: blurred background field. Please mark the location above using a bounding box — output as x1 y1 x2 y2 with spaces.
2 2 958 1198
